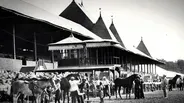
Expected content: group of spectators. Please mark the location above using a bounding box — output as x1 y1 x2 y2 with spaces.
68 75 113 103
0 69 114 103
0 69 172 103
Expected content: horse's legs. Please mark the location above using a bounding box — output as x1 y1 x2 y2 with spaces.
115 85 117 99
67 91 70 103
118 86 123 99
125 88 127 99
63 91 65 103
129 88 131 99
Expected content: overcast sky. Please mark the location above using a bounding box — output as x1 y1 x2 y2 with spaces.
23 0 184 61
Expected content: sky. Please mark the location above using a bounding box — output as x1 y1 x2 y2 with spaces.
22 0 184 61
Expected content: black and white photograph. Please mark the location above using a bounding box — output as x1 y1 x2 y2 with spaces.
0 0 184 103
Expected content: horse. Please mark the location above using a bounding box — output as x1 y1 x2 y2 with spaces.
11 80 32 103
11 78 56 103
29 78 56 103
168 75 181 91
59 77 71 103
114 74 140 99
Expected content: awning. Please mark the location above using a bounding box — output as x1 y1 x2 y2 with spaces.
35 65 119 72
48 38 118 50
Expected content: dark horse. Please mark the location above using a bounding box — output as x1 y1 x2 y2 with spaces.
59 77 71 103
114 74 140 99
168 75 181 91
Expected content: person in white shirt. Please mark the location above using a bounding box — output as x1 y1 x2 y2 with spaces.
69 76 81 103
102 76 111 99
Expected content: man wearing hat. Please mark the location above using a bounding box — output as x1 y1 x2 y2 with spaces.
69 76 82 103
161 74 168 98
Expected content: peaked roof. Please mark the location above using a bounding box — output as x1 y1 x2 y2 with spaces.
109 20 125 47
137 38 152 57
0 0 101 40
91 14 112 39
50 34 82 45
60 0 94 31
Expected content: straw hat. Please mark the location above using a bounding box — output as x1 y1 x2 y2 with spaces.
103 76 106 80
71 76 75 80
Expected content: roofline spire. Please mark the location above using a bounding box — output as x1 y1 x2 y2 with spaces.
111 15 114 24
81 0 83 6
141 36 143 41
70 28 74 37
99 8 101 17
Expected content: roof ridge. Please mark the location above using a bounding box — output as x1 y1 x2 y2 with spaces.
109 19 125 48
20 0 57 16
92 14 112 39
72 0 96 23
137 38 152 57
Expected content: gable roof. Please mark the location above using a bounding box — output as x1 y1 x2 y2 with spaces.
60 0 94 31
137 38 152 57
109 20 125 47
0 0 101 40
50 34 82 45
91 14 112 39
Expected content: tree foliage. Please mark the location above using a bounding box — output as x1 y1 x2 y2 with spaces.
158 59 184 74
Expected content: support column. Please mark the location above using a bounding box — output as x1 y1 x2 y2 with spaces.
125 57 128 71
108 69 111 80
149 64 151 74
121 56 124 68
130 57 132 72
92 70 95 80
96 49 98 65
34 32 37 61
13 25 16 59
51 50 54 69
144 64 145 73
112 47 114 64
134 61 136 73
152 64 154 74
147 64 149 74
138 62 140 73
155 64 156 74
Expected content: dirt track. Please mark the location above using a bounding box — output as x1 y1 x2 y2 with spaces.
88 89 184 103
9 89 184 103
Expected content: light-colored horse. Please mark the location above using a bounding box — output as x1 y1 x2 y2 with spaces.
12 78 56 103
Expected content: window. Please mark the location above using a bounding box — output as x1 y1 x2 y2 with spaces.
60 49 78 59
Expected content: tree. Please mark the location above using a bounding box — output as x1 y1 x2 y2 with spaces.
177 59 184 73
